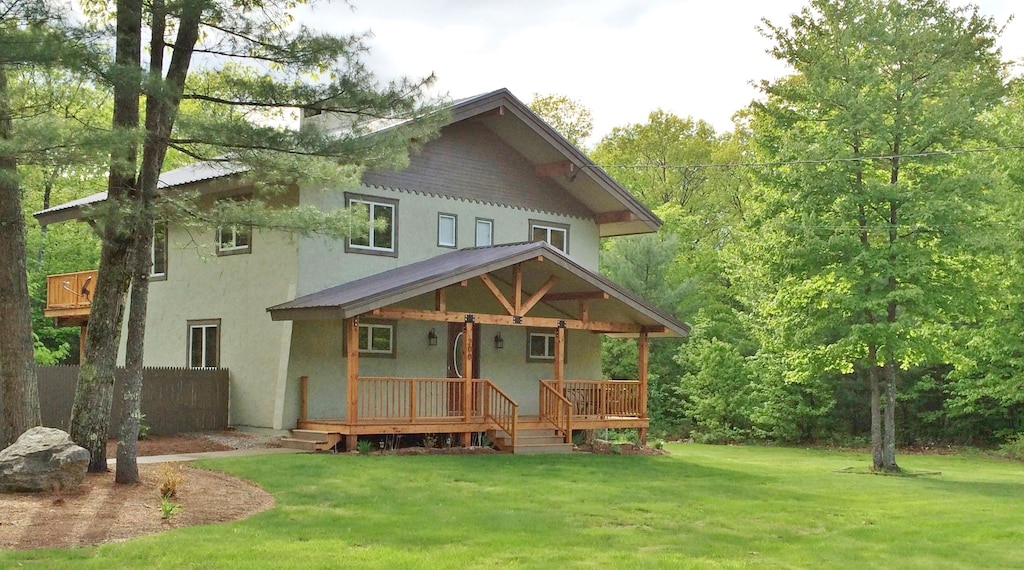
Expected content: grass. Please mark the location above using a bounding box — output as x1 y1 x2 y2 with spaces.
3 444 1022 568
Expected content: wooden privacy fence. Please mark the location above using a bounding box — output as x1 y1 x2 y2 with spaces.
37 366 229 436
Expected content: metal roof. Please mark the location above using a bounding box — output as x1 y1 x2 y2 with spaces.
268 241 689 338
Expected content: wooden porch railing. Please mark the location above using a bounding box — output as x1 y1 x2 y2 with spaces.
561 380 642 419
539 381 572 443
44 269 97 317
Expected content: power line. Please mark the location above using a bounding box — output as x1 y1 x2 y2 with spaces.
589 145 1024 171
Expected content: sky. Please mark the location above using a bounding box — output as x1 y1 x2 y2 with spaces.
298 0 1023 145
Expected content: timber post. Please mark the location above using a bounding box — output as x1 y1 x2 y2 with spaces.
299 375 308 423
461 317 474 447
638 330 649 445
346 318 359 426
554 324 565 394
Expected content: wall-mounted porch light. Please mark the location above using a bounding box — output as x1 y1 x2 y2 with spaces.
494 332 504 349
428 328 438 346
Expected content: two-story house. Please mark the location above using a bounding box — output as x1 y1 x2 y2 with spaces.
38 89 688 453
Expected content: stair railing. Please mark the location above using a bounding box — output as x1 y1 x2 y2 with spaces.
539 381 573 443
482 380 518 449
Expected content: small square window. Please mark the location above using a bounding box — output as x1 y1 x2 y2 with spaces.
438 213 457 248
357 322 396 357
527 328 566 362
529 221 569 254
475 219 493 247
216 225 251 255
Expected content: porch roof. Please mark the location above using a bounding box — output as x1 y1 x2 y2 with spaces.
267 241 689 338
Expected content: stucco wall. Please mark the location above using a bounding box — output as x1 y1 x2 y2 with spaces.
297 185 600 295
126 217 299 429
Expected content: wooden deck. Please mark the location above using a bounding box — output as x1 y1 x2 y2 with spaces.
296 376 648 451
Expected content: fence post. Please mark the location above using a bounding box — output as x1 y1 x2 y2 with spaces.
299 376 308 423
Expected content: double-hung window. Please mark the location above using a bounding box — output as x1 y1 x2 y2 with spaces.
346 193 398 257
529 220 569 254
151 221 167 279
438 213 457 248
188 320 220 368
475 218 493 247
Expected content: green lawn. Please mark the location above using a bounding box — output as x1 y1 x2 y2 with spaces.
3 444 1022 568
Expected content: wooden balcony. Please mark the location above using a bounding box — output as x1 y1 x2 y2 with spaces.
44 270 97 326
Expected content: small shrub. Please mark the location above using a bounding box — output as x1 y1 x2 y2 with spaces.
998 433 1024 461
138 414 150 440
653 439 665 450
156 464 184 498
610 443 622 455
356 439 374 455
160 494 182 519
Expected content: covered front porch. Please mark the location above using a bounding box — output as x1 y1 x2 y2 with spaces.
269 242 687 453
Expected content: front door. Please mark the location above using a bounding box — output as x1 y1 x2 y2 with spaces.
447 322 481 415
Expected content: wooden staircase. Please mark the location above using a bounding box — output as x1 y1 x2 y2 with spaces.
279 429 342 452
489 427 573 455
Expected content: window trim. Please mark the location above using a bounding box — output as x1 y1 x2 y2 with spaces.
351 319 398 358
187 319 220 369
528 219 569 254
526 327 567 363
151 221 167 280
475 218 494 247
438 213 457 248
345 192 399 258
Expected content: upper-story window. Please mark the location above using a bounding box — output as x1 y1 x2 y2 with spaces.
529 220 569 254
217 224 251 255
346 192 398 257
438 213 457 248
475 218 493 247
151 221 167 279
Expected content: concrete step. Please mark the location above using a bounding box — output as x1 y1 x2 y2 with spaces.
282 429 342 451
279 437 319 451
513 442 574 455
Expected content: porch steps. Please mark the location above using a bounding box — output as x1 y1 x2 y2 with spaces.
489 428 573 455
280 429 342 452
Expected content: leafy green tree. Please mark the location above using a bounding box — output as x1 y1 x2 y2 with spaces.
65 0 442 480
746 0 1006 471
528 93 593 148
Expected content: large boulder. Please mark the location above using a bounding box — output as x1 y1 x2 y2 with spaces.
0 427 90 493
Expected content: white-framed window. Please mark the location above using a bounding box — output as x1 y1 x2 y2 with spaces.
346 193 398 257
358 322 395 356
151 221 167 279
527 328 566 362
188 320 220 369
216 225 251 255
438 213 457 248
475 218 493 247
529 220 568 253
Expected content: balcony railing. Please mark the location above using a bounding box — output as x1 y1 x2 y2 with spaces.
44 270 97 322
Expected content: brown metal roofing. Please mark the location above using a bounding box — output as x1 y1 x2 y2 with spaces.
267 241 689 338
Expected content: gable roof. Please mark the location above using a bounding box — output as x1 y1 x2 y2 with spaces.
35 89 659 236
268 241 688 338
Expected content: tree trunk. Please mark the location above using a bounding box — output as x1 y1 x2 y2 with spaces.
882 354 900 472
0 64 42 447
115 218 150 483
70 0 142 472
868 346 883 471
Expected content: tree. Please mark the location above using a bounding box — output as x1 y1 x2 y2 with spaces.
66 0 441 479
0 0 91 445
747 0 1006 471
528 93 593 148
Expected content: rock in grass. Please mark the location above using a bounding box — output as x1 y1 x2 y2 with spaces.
0 427 90 493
